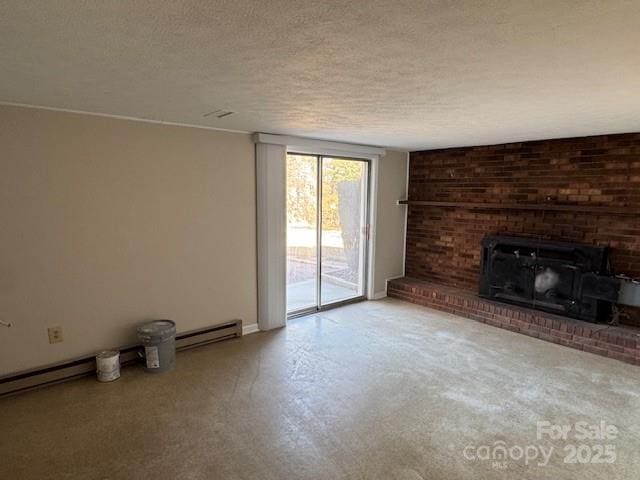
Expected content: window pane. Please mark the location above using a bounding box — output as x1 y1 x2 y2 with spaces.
320 158 367 305
286 154 318 312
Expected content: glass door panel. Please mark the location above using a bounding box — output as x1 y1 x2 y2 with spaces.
286 154 318 313
320 157 368 306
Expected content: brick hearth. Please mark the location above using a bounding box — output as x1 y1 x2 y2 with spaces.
388 277 640 366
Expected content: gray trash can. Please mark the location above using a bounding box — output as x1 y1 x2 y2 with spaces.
137 320 176 373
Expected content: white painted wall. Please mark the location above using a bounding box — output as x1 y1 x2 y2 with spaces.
372 150 409 296
0 106 257 375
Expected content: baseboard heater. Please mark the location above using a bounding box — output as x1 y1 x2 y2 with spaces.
0 319 242 398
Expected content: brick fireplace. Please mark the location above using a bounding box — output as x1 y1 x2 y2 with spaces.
388 132 640 365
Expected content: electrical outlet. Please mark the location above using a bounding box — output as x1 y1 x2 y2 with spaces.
48 326 63 344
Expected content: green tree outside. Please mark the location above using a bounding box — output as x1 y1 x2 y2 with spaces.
287 155 364 231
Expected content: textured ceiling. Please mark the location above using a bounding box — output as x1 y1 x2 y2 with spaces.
1 1 640 150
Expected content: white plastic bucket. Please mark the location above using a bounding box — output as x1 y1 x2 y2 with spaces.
96 350 120 382
136 320 176 373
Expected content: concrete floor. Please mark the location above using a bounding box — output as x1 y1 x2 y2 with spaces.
1 298 639 479
287 277 358 312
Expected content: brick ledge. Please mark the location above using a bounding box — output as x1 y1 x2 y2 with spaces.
388 277 640 366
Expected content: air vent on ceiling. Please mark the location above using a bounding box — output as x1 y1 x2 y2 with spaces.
203 109 234 119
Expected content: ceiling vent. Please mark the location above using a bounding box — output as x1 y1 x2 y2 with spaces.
203 109 234 119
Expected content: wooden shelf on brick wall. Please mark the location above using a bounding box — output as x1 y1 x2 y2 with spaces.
396 200 638 216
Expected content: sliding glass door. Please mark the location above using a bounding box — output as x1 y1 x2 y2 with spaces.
320 157 368 306
286 154 318 312
286 154 369 315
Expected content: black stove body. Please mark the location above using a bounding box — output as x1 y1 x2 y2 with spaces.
479 235 618 323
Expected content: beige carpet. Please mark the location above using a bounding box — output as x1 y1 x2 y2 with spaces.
1 298 638 479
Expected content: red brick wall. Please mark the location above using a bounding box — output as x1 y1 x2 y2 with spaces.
406 133 640 326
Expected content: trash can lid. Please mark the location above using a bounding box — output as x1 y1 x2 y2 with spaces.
137 319 176 342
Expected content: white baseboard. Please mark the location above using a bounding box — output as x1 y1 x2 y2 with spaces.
242 323 260 336
369 276 405 301
1 320 242 397
370 291 387 300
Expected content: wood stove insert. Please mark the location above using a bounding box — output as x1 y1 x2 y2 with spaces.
479 235 619 323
